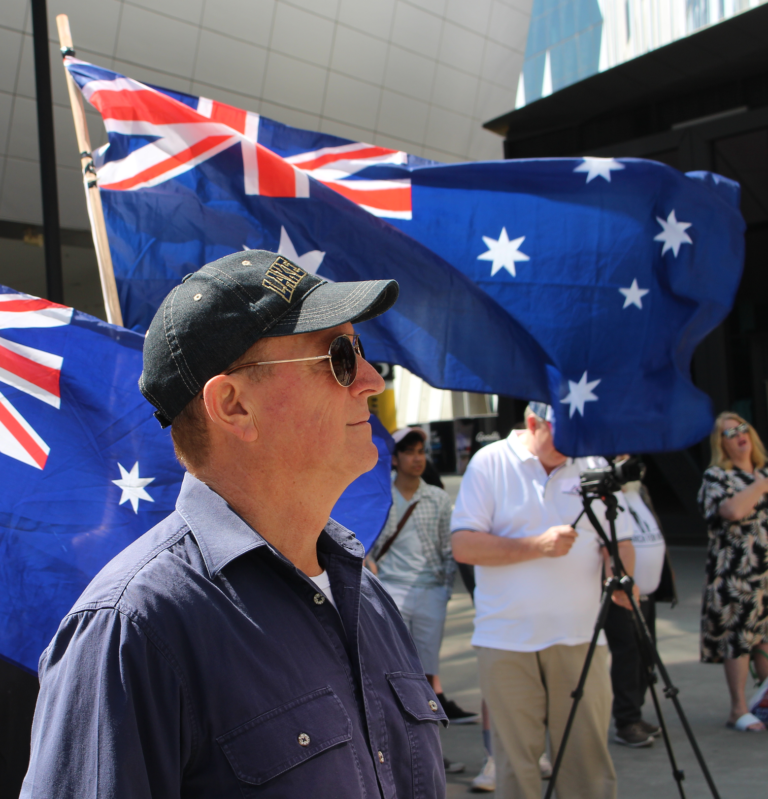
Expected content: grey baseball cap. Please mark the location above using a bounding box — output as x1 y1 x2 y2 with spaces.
140 249 398 427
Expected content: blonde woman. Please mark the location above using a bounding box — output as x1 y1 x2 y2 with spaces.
698 412 768 731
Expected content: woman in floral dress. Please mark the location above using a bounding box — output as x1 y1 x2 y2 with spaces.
698 411 768 732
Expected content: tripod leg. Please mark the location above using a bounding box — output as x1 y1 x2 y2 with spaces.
623 581 721 799
544 578 618 799
645 675 686 799
622 597 687 797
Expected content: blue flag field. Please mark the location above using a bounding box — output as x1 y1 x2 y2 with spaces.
0 288 392 672
66 57 746 457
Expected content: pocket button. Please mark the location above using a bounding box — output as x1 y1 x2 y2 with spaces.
298 733 311 747
428 700 438 712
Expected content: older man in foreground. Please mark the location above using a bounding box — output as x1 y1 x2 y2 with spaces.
22 251 447 798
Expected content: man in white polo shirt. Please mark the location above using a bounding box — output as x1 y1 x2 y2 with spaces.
451 403 635 799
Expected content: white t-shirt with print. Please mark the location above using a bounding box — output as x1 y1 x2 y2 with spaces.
450 431 633 653
621 485 665 596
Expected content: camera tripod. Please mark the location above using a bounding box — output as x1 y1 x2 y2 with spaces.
544 488 720 799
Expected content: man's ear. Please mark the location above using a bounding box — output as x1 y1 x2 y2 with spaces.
525 414 537 434
202 374 259 443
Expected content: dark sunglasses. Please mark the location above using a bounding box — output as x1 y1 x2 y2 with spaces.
722 422 749 439
224 334 365 387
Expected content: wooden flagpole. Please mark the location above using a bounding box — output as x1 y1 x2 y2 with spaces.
55 14 123 327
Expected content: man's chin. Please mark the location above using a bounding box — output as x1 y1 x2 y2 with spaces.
348 440 379 479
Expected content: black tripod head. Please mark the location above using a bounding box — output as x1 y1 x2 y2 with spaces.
579 455 645 496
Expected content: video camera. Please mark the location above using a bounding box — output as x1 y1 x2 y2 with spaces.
579 456 646 495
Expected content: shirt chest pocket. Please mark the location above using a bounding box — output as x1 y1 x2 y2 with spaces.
386 673 448 799
217 686 353 789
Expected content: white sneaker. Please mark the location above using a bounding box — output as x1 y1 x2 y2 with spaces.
539 751 553 779
470 756 495 792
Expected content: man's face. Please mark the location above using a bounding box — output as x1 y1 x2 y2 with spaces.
526 415 567 467
393 440 426 479
238 322 384 485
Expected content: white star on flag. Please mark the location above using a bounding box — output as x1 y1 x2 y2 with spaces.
654 210 692 257
619 278 650 309
112 461 155 513
478 227 530 277
278 226 327 277
242 227 328 278
561 371 601 418
573 157 625 183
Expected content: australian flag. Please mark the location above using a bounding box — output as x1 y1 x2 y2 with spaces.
0 287 392 672
66 57 745 457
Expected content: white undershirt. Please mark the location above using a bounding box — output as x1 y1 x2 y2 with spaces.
308 570 337 609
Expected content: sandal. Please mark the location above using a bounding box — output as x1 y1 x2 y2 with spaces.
726 712 765 732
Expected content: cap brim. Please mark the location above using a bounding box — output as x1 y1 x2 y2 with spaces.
263 279 399 337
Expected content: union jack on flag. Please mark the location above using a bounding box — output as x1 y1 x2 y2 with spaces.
0 294 72 469
67 57 415 219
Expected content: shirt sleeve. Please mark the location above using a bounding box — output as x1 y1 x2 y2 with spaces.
21 608 191 799
697 467 733 524
451 455 495 534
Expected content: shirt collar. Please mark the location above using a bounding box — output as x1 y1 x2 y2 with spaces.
176 472 364 578
507 429 537 462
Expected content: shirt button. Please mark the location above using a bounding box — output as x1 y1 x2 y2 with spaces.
298 733 311 747
428 700 438 712
378 750 385 763
313 593 326 605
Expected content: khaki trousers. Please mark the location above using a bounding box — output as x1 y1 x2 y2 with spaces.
477 644 616 799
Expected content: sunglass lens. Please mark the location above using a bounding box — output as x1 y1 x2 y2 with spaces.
356 336 365 361
724 423 749 438
330 336 357 387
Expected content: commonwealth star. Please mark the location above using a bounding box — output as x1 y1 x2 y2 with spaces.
112 461 155 513
478 227 530 277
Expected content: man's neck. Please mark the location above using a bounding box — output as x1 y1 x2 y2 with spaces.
518 430 566 475
394 473 421 501
195 457 344 578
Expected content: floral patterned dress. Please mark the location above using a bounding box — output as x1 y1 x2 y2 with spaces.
698 466 768 662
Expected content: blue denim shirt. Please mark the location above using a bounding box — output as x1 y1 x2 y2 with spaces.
21 474 447 798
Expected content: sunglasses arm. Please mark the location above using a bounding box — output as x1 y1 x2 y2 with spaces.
224 355 330 374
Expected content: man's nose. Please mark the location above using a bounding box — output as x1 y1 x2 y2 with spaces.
352 357 385 396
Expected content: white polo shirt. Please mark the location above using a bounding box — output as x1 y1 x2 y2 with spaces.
451 431 633 653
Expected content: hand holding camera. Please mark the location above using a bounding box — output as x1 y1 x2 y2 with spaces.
537 525 578 557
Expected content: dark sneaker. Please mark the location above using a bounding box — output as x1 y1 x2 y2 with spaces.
443 757 465 773
614 722 654 748
438 696 480 724
638 719 661 738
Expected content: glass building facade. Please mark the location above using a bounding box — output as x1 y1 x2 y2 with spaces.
517 0 766 108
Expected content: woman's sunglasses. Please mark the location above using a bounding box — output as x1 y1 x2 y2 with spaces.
722 422 749 439
224 334 365 387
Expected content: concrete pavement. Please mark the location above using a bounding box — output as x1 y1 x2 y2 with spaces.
436 545 767 798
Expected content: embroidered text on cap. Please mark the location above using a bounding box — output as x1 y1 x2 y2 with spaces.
262 256 308 303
